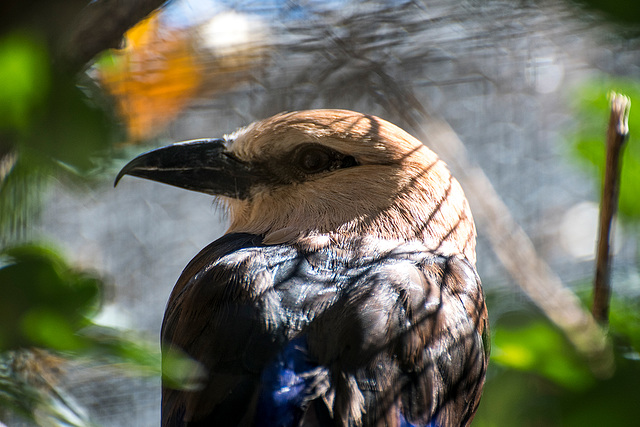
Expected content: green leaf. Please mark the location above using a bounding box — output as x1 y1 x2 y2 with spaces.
477 286 640 426
161 346 206 391
77 326 162 376
608 295 640 356
0 32 50 132
20 309 87 351
491 320 594 390
0 243 101 352
22 71 115 173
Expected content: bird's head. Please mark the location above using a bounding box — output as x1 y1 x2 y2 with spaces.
116 109 475 263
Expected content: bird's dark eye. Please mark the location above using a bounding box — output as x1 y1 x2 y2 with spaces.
291 144 359 177
296 146 333 174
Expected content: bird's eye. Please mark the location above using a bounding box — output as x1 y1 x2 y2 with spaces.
290 144 359 177
296 146 333 174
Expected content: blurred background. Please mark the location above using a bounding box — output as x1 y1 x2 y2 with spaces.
1 0 640 425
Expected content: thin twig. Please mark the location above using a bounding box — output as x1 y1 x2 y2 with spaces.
592 93 631 325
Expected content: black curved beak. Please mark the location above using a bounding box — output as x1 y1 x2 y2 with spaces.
114 139 256 199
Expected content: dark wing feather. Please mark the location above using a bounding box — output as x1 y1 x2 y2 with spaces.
161 233 270 426
303 242 488 427
161 235 488 427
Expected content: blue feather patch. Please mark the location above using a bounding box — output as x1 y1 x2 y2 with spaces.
255 336 318 427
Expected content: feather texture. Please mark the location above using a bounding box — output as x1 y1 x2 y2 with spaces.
161 234 487 426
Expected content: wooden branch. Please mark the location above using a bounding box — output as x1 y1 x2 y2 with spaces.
60 0 168 73
592 93 630 325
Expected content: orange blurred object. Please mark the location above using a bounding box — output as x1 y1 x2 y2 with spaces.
98 12 203 142
98 10 270 142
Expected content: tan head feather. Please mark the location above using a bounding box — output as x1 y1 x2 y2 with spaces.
223 109 476 264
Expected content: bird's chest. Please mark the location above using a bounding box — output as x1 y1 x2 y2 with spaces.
215 245 435 378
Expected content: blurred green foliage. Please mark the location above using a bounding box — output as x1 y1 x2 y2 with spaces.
0 32 114 172
475 80 640 426
0 27 159 427
0 244 100 352
475 294 640 427
491 318 594 391
608 293 640 353
0 30 117 246
0 33 50 133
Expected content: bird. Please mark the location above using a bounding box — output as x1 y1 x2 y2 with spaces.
115 109 489 427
